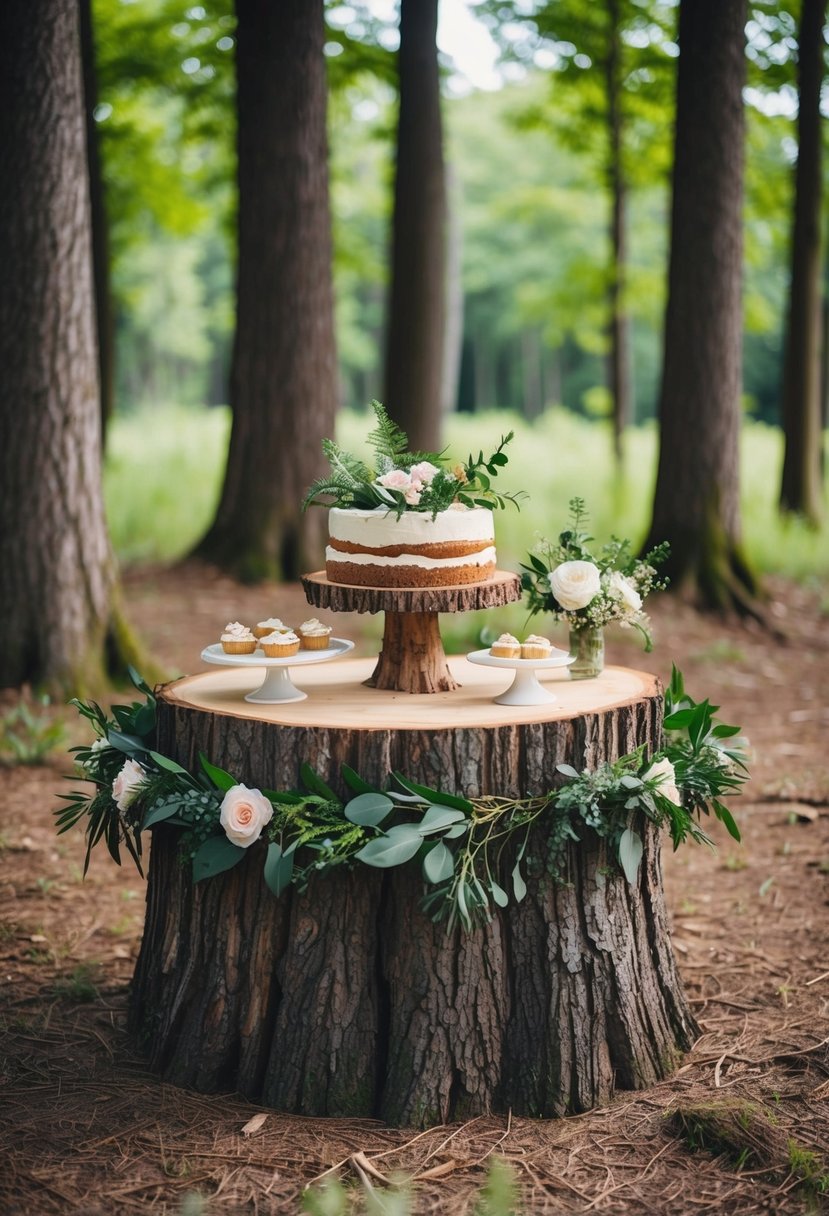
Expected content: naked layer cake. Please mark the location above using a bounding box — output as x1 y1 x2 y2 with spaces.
325 505 496 588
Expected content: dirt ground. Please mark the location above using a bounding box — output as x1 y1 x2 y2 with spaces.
1 564 828 1215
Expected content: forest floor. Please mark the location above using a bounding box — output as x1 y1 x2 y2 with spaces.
1 564 828 1215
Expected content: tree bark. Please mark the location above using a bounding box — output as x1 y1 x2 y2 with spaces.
606 0 633 461
383 0 447 453
130 673 697 1126
78 0 115 445
642 0 759 615
0 0 124 693
779 0 825 525
194 0 337 582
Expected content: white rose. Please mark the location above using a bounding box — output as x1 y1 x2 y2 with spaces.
607 570 642 617
220 784 273 848
112 758 148 811
549 560 601 610
83 736 108 773
644 757 681 806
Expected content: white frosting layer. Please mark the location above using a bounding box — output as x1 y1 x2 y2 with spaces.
328 505 495 548
326 546 496 570
222 621 255 641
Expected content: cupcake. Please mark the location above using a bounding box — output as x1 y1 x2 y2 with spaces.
253 617 291 639
299 618 333 650
521 634 553 660
220 622 257 655
489 633 521 659
260 630 300 658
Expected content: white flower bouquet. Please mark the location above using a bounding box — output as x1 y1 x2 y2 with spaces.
521 498 670 651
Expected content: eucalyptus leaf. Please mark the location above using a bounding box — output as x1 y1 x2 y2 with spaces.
344 792 394 827
556 764 580 779
417 804 467 835
192 836 246 883
618 828 644 884
443 822 469 840
355 824 423 868
423 841 454 884
142 801 186 830
512 862 527 902
490 879 509 908
263 842 294 897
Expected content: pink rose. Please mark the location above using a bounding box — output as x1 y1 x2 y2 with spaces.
377 468 411 491
219 784 273 848
112 759 147 811
404 484 422 505
409 461 440 484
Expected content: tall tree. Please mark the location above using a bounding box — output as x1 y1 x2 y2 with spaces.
383 0 447 453
0 0 135 692
79 0 115 441
779 0 825 524
194 0 338 581
487 0 676 453
642 0 759 613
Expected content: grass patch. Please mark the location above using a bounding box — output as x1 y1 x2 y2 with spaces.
669 1101 829 1201
105 405 829 582
52 963 102 1003
0 696 65 766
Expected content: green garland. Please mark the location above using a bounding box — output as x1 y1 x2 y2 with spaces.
56 668 748 932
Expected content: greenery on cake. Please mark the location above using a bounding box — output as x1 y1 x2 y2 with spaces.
302 400 525 518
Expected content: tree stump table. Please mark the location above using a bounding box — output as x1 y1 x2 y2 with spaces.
301 570 522 693
130 659 698 1127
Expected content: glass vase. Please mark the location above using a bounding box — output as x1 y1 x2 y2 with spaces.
568 625 605 680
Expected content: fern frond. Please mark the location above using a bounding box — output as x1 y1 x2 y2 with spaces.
323 438 373 484
302 439 375 510
367 401 410 465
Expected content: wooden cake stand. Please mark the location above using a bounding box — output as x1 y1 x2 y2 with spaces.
301 569 522 693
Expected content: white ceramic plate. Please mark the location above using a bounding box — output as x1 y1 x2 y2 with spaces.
200 638 354 703
465 647 574 706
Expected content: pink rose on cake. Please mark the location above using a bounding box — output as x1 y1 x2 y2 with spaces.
408 461 440 485
220 784 273 847
377 468 411 493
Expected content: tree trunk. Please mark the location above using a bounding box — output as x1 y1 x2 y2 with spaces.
130 665 697 1126
383 0 446 453
194 0 337 583
606 0 633 461
779 0 825 525
0 0 128 694
441 164 464 416
642 0 759 615
79 0 115 446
